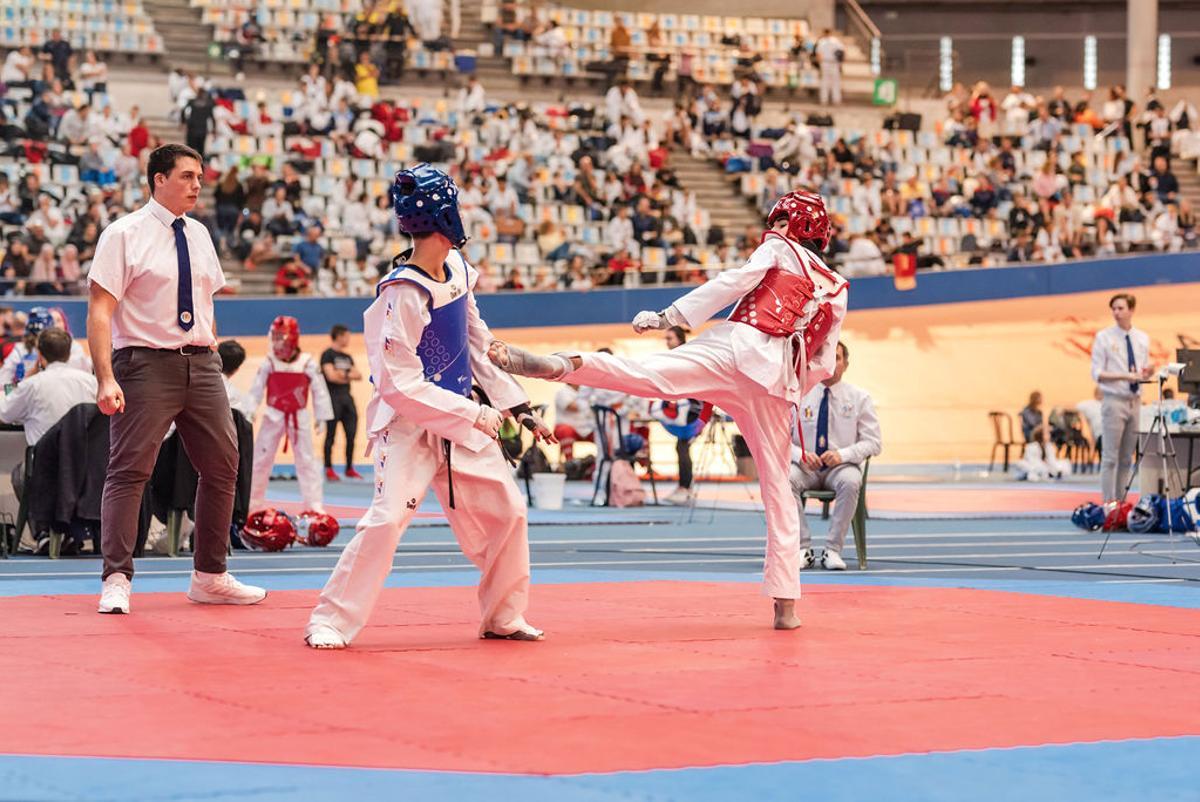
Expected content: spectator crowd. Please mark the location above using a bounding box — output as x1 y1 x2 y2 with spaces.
2 16 1199 299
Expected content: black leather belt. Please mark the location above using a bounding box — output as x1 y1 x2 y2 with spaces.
121 345 212 356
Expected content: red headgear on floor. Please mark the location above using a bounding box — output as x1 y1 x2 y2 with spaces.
269 315 301 362
767 190 832 251
242 508 297 551
295 510 340 547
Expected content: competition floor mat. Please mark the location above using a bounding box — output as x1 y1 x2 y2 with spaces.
3 580 1200 777
3 476 1199 801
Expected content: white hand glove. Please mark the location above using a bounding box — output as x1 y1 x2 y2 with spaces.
632 310 668 334
473 405 503 439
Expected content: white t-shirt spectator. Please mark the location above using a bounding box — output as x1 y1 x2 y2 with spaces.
554 385 595 437
605 213 636 255
842 236 887 277
78 58 108 92
486 184 519 217
1001 90 1035 131
1 50 33 84
815 35 843 67
458 81 486 115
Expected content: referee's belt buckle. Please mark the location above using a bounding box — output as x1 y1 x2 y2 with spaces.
178 345 210 356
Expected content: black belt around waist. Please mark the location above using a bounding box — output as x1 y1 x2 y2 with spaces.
118 345 213 356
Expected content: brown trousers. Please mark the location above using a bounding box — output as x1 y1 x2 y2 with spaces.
101 347 238 580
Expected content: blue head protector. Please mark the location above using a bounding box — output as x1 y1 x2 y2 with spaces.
1071 502 1105 532
389 163 468 248
26 307 54 336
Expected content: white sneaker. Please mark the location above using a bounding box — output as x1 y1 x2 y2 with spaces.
187 570 267 605
305 624 348 649
822 549 847 571
664 486 693 505
98 573 131 614
799 548 816 570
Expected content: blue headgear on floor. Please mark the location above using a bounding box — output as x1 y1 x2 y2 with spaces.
1162 497 1196 533
25 307 54 336
1185 488 1200 520
1071 502 1105 532
1126 495 1162 534
389 163 467 248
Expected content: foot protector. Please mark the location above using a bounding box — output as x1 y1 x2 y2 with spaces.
487 341 570 380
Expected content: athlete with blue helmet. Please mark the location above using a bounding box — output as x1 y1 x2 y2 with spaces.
306 164 551 649
1 307 57 388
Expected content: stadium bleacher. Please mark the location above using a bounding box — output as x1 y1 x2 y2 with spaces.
2 0 163 56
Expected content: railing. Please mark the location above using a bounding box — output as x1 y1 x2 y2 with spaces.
839 0 882 75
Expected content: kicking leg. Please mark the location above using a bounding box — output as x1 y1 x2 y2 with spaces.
491 331 737 402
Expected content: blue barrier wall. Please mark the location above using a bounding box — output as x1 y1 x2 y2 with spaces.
16 252 1200 337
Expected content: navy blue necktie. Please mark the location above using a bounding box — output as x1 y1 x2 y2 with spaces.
172 218 194 332
815 387 830 460
1125 334 1137 394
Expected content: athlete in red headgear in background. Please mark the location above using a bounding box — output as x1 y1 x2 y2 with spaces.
248 315 334 514
489 190 849 630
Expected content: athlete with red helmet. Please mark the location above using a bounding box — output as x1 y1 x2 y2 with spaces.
248 315 334 514
489 189 849 630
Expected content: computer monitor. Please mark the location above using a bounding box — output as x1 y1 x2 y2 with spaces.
1177 349 1200 405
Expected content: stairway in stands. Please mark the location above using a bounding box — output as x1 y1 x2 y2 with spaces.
143 0 230 76
1177 159 1200 214
672 152 765 241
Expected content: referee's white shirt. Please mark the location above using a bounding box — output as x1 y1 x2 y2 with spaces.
1090 324 1150 399
88 196 226 350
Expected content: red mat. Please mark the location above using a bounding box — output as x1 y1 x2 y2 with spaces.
3 582 1197 774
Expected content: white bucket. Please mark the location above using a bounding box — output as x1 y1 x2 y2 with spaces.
531 472 566 510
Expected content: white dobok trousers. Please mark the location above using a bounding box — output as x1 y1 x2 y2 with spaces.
250 409 325 513
307 417 534 643
564 329 803 599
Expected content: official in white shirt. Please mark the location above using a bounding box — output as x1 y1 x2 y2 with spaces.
0 329 98 446
87 143 265 615
1090 293 1153 502
789 342 882 570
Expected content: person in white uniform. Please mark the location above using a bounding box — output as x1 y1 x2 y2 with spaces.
789 341 881 570
815 29 844 107
248 316 333 514
0 308 93 387
489 190 849 630
1090 293 1154 502
306 164 553 649
0 307 56 389
553 383 596 462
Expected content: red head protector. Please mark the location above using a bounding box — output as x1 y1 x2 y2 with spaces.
767 190 832 252
295 510 340 547
269 315 300 361
242 508 297 551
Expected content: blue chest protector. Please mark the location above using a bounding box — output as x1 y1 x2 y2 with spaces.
376 250 473 398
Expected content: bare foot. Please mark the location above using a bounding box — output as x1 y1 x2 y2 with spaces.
773 599 802 630
487 340 571 379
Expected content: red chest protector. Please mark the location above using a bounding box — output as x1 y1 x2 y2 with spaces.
730 233 842 359
267 369 311 452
